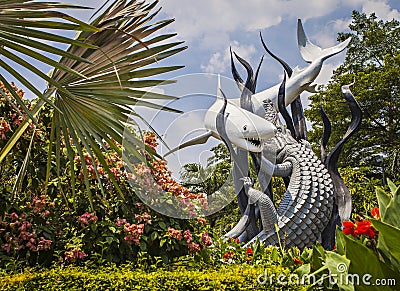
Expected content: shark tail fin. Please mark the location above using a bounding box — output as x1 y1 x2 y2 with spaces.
297 19 351 63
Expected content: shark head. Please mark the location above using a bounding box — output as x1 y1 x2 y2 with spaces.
206 98 277 153
162 76 276 158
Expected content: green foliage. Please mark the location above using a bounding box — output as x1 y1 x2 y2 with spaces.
311 181 400 290
0 0 186 201
0 263 310 291
339 166 382 216
335 11 400 75
180 143 233 196
305 11 400 179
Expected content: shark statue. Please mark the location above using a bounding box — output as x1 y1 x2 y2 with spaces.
163 20 351 157
164 77 278 156
231 20 351 117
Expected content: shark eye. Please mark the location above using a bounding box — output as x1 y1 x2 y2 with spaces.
243 125 247 131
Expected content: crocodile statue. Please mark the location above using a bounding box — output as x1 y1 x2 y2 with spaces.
165 20 361 249
219 77 334 249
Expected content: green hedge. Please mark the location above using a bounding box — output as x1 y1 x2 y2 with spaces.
0 264 310 290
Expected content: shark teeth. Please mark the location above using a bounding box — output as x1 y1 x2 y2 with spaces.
245 137 262 148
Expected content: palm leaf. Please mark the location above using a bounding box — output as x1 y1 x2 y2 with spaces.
47 0 186 203
0 0 99 162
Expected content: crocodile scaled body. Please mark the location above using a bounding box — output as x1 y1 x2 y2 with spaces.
240 97 335 248
246 141 334 249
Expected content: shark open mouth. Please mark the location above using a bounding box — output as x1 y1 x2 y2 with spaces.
245 137 262 148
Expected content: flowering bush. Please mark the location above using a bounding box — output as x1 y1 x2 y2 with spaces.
133 132 209 218
0 194 55 265
0 82 210 267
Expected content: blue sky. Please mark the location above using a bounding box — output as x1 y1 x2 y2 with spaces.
3 0 400 180
62 0 400 91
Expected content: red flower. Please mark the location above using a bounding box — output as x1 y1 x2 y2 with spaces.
355 220 375 238
293 257 303 265
370 207 380 220
223 250 235 261
229 238 240 244
343 219 376 239
342 221 356 237
223 252 230 259
246 247 253 256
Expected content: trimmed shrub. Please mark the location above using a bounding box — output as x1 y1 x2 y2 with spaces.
0 264 310 291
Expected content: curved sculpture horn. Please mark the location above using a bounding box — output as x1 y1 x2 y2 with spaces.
321 83 362 250
260 32 308 141
233 52 254 93
277 73 297 139
215 88 239 163
260 32 293 76
252 55 264 94
325 84 362 187
319 103 332 163
230 47 245 92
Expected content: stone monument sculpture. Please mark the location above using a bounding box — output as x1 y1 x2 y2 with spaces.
166 20 361 250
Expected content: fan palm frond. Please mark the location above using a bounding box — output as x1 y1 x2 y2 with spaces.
0 0 186 209
0 0 99 119
47 0 186 206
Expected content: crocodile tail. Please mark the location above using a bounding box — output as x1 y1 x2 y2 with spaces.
224 204 251 238
297 19 351 63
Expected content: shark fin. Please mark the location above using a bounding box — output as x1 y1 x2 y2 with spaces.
163 131 213 157
305 83 318 93
298 81 318 93
297 19 351 63
292 66 303 76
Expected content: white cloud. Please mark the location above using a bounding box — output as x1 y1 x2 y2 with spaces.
313 18 353 48
200 41 257 74
361 0 400 20
159 0 341 50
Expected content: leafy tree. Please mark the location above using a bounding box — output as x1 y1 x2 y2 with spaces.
180 144 232 196
306 11 400 180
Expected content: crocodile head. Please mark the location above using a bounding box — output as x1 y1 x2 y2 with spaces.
239 177 254 187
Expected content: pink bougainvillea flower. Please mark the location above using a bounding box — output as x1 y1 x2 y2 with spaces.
201 232 213 246
197 218 207 225
168 228 183 241
188 242 201 253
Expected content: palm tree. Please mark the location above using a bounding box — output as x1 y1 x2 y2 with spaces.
0 0 186 207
